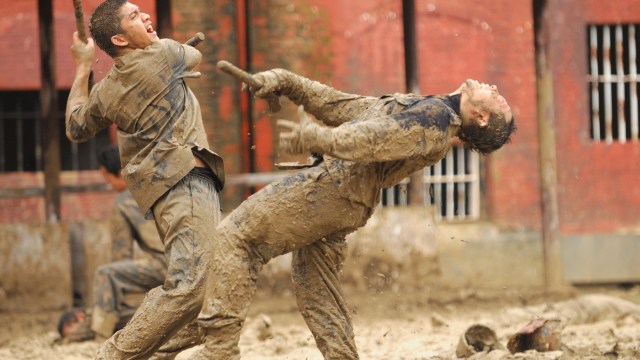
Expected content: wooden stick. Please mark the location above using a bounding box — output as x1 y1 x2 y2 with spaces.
72 0 87 43
217 60 281 112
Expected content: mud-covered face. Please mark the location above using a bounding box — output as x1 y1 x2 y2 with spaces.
459 79 512 127
112 2 158 52
457 79 517 154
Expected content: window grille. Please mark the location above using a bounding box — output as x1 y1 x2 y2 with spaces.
588 24 640 143
380 145 481 221
0 90 110 172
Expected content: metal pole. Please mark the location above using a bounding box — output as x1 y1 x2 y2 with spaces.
38 0 61 222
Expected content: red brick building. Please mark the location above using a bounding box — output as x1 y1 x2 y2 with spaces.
0 0 639 287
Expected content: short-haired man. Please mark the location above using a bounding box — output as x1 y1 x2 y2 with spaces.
66 0 224 358
192 70 516 359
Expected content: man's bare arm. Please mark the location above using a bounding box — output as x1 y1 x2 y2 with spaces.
66 32 96 143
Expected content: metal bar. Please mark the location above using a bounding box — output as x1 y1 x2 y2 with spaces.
0 100 5 171
590 25 601 140
471 151 480 218
399 183 408 205
35 97 42 171
387 187 396 207
434 161 442 220
445 150 454 220
603 25 614 144
16 100 24 171
630 25 639 141
457 147 467 219
422 173 480 183
423 167 431 206
616 25 626 143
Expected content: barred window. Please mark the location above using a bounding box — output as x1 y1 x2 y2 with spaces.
0 90 110 172
380 145 481 221
423 146 480 221
588 24 640 143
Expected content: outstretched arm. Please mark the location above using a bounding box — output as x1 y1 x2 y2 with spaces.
66 32 111 142
252 69 378 127
278 106 447 162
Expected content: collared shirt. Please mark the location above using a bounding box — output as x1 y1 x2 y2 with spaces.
318 93 462 208
66 39 224 214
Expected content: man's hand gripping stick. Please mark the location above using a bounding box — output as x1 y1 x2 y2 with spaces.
216 60 281 112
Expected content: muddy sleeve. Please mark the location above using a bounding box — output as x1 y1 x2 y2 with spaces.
66 82 112 143
162 39 202 75
305 114 437 162
181 43 202 71
259 69 378 127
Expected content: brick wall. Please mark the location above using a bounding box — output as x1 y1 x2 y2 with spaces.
2 0 640 235
548 0 640 233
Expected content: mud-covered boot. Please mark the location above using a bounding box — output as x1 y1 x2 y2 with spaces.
188 323 242 360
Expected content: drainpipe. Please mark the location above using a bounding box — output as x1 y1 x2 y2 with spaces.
402 0 425 205
38 0 61 222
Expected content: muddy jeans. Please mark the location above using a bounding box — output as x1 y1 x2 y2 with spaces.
96 170 221 359
197 167 370 359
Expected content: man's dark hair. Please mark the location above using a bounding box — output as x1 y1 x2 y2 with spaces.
97 144 121 176
89 0 128 58
458 111 517 155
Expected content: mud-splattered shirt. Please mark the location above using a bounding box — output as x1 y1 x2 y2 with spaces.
289 80 462 208
66 39 225 214
110 190 165 264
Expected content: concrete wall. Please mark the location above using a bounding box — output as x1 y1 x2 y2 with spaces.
0 223 72 312
0 206 549 312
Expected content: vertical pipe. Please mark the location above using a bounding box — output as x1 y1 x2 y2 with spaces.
156 0 173 39
237 0 254 195
603 26 613 144
38 0 61 222
534 0 563 290
402 0 424 205
589 25 601 140
615 25 626 143
402 0 419 94
630 25 639 141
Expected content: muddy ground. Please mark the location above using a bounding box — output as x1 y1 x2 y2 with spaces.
0 281 638 360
